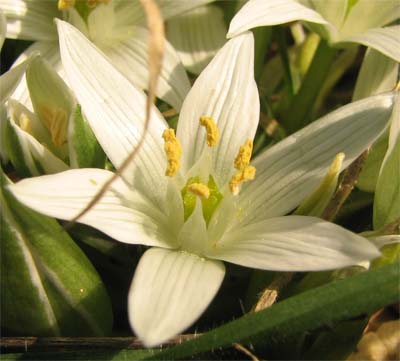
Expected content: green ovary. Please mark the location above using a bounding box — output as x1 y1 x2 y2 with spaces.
181 176 223 224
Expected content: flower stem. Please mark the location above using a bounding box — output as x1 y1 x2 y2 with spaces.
280 39 337 134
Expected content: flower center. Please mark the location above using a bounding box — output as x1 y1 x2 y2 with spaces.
162 116 256 224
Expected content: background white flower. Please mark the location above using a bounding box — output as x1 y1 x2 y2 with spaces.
0 0 219 110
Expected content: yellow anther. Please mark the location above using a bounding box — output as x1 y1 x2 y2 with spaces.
40 106 68 147
58 0 75 10
187 182 210 199
162 128 182 177
234 139 253 171
19 113 33 135
229 165 256 196
200 116 219 147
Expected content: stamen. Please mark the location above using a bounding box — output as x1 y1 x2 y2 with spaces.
40 106 68 147
229 165 256 196
229 139 256 195
162 128 182 177
58 0 76 10
200 116 219 147
19 113 33 135
234 139 253 171
187 182 210 199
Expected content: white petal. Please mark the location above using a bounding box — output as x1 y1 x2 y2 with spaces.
178 200 208 254
0 0 58 41
129 248 225 347
301 0 347 31
157 0 215 21
207 216 380 271
56 20 168 205
228 0 328 38
177 31 259 186
111 0 214 29
341 26 400 62
9 169 175 249
368 235 400 249
103 26 190 111
7 118 69 175
239 93 395 225
167 5 226 75
353 48 399 101
0 57 31 106
340 0 400 38
9 41 62 110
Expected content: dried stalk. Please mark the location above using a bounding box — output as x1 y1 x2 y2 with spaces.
252 272 294 312
233 343 260 361
322 150 369 222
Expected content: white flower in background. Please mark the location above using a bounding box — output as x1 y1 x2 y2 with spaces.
228 0 400 62
0 0 219 110
10 20 396 346
166 4 227 75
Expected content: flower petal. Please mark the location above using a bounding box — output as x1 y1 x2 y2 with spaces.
128 247 225 347
1 0 58 41
207 216 380 271
239 93 395 225
227 0 328 38
157 0 215 21
167 4 226 75
177 31 259 186
9 41 61 110
0 56 31 106
56 20 168 205
9 169 175 249
340 0 400 38
341 26 400 62
112 0 214 28
353 48 399 101
103 26 191 111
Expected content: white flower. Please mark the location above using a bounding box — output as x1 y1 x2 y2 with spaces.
0 0 218 110
228 0 400 62
10 20 395 346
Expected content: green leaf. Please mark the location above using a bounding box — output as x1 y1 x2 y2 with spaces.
374 97 400 229
69 105 106 168
144 262 399 360
0 170 113 336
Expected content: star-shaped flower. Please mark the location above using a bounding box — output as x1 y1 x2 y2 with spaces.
10 20 395 346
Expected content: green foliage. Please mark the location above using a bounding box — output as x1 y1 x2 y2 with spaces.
0 170 113 336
